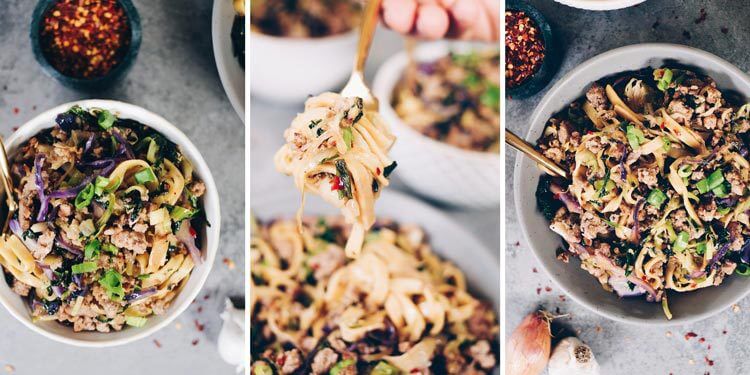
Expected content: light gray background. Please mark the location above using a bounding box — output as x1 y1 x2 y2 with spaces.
250 26 501 255
0 1 243 373
506 1 750 374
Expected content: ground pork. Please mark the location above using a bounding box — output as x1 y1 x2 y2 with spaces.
550 210 582 244
468 340 496 370
668 100 694 124
279 349 302 374
34 228 56 260
697 201 720 222
11 280 31 297
308 245 345 281
580 211 609 240
467 303 496 341
725 170 746 195
189 181 206 198
106 227 149 254
311 348 339 374
636 166 659 187
586 84 610 112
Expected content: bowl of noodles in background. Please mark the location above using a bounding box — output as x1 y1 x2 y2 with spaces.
553 0 646 10
249 0 360 104
373 41 501 209
0 100 221 346
514 43 750 325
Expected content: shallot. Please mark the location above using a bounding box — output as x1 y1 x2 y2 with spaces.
506 310 553 375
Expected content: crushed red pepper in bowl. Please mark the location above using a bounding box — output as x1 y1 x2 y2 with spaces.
505 10 545 88
39 0 131 79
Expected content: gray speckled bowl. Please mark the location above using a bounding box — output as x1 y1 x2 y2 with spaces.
514 43 750 325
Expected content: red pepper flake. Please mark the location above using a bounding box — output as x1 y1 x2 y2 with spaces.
276 355 286 366
544 286 552 292
514 241 520 246
705 356 714 366
39 0 131 79
12 107 19 115
698 337 706 343
153 339 162 348
203 294 210 300
536 287 541 295
505 10 545 88
330 175 342 191
558 295 566 302
197 306 203 314
194 319 205 332
376 167 381 176
708 344 712 350
685 332 698 340
532 267 538 273
191 339 200 346
722 329 727 335
189 226 197 237
694 8 707 24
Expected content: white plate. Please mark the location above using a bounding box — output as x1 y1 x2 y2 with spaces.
212 0 245 121
0 100 221 346
554 0 646 10
514 43 750 325
252 189 500 310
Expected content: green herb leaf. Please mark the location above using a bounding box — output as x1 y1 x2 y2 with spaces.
253 363 274 375
371 361 400 375
696 242 707 255
102 243 118 255
330 359 355 375
97 109 116 130
75 183 95 210
657 68 673 92
736 263 750 276
480 84 500 110
72 261 97 274
169 205 197 222
673 231 690 252
626 125 646 149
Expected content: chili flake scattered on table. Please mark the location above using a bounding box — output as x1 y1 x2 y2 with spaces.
505 10 545 88
39 0 131 79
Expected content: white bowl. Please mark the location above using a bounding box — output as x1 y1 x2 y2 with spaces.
514 43 750 325
373 42 500 209
250 30 357 103
212 0 245 121
0 100 221 346
554 0 646 10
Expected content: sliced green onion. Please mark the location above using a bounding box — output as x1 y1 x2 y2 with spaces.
84 239 101 260
75 183 95 210
696 242 707 255
137 274 151 280
330 359 355 375
99 269 125 301
677 164 693 178
371 361 400 375
661 137 672 152
657 68 673 92
672 231 690 252
97 109 116 130
72 261 97 274
253 364 273 375
79 219 96 237
713 183 730 198
102 243 118 255
125 316 148 328
717 206 732 216
134 167 157 184
626 125 646 149
696 179 710 194
169 205 196 222
342 127 353 150
146 138 160 163
736 263 750 276
707 170 725 190
647 189 667 208
480 84 500 110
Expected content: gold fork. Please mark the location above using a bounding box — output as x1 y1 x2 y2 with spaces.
0 136 17 234
506 129 568 179
340 0 382 111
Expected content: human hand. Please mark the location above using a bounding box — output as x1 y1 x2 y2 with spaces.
381 0 499 42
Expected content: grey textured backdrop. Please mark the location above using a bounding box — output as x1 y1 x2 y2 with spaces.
0 1 243 373
506 0 750 374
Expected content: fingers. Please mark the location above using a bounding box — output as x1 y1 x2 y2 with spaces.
415 4 450 39
382 0 418 34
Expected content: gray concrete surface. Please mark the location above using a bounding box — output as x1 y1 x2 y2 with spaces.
0 1 243 373
506 1 750 374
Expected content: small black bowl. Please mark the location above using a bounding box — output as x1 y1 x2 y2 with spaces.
30 0 142 91
506 0 561 99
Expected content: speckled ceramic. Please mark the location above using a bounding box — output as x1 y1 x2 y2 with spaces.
514 44 750 325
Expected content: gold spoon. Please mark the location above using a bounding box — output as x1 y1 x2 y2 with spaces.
0 136 17 234
505 129 568 179
340 0 381 111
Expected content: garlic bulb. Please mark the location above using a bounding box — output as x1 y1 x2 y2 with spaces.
548 337 600 375
217 299 245 370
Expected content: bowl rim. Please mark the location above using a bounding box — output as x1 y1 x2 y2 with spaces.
249 25 358 43
0 99 221 346
372 41 501 163
553 0 646 11
29 0 142 86
513 43 750 326
211 0 245 122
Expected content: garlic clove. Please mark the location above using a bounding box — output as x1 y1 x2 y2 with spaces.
548 337 600 375
217 299 246 370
